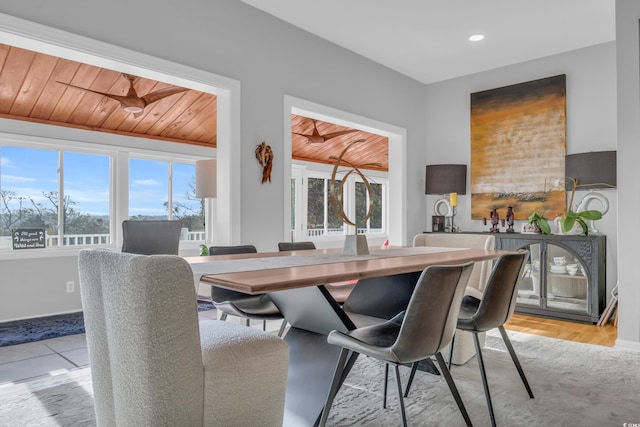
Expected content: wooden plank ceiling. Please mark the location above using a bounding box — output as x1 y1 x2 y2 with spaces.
0 43 387 170
291 115 388 171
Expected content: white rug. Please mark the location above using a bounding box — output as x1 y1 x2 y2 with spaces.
1 330 638 426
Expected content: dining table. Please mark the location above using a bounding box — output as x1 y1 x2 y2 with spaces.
186 245 508 427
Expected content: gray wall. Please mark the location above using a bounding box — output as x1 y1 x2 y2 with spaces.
423 42 619 304
0 1 427 321
1 1 638 350
615 0 640 349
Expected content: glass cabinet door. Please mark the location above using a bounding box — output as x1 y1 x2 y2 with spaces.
517 243 542 307
545 244 589 313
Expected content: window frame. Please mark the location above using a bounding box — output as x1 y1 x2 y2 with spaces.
295 163 388 243
0 132 212 260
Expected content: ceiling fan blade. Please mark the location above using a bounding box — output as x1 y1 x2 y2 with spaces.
57 81 119 101
57 81 131 106
141 87 189 106
320 129 359 142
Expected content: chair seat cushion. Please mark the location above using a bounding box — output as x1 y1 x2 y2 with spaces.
200 320 289 426
327 312 404 363
216 294 284 319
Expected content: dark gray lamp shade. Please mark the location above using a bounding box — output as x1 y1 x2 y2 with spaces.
565 151 616 190
425 164 467 195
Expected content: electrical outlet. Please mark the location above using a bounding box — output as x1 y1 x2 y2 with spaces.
66 281 75 293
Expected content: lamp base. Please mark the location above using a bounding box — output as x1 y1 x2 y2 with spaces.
343 234 370 256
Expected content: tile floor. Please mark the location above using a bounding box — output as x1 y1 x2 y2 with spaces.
0 308 284 387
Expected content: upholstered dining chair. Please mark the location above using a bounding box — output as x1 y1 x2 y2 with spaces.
121 219 182 255
455 249 533 426
277 241 356 303
122 219 213 306
78 249 289 426
318 262 475 427
413 232 496 365
405 249 533 427
207 245 288 337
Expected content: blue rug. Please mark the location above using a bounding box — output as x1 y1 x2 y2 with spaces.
0 303 215 347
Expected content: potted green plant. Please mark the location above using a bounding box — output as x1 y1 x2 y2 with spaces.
528 177 603 236
556 177 602 235
527 211 551 235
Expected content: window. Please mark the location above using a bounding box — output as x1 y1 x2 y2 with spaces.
129 158 204 241
298 171 387 240
355 181 384 234
0 146 111 249
1 140 207 253
307 176 344 237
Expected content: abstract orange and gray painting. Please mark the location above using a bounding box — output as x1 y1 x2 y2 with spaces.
470 74 566 220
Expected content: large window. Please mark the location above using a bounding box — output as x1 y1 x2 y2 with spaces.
0 146 111 249
299 171 386 240
129 158 204 241
1 141 207 252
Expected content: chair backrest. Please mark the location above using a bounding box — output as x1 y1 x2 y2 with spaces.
278 241 316 251
468 249 529 331
391 262 474 363
78 249 204 426
413 233 495 293
342 272 422 320
121 220 182 255
209 245 257 255
207 245 258 302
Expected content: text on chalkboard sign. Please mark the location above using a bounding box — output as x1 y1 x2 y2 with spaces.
12 228 46 249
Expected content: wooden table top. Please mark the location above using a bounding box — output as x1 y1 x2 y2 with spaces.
186 246 508 295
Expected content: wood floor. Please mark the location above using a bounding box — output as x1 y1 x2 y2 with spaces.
505 313 617 347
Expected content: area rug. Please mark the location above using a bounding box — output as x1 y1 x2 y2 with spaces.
0 303 214 347
0 330 638 426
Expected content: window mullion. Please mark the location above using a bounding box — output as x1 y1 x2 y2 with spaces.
57 151 64 247
168 161 173 219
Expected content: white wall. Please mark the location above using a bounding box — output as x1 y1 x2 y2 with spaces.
0 1 427 321
615 0 640 350
424 42 619 303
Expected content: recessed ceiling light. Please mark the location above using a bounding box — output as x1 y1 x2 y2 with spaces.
469 34 485 42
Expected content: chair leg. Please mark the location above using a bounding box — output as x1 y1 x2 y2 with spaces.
403 362 418 398
448 332 457 369
391 364 408 427
435 352 473 427
219 312 228 321
277 319 287 337
263 320 266 331
473 332 496 427
498 326 534 398
245 318 250 327
383 363 389 408
403 358 439 398
319 348 357 427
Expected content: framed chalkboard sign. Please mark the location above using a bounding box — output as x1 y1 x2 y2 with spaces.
12 228 46 249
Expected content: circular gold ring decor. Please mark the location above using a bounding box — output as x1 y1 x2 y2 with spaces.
329 139 381 228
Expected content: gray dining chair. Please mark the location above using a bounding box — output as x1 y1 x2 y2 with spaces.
207 245 288 337
404 250 533 427
277 241 356 303
319 262 475 427
121 219 182 255
454 249 533 426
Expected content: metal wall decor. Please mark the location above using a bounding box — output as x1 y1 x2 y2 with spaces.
255 141 274 184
